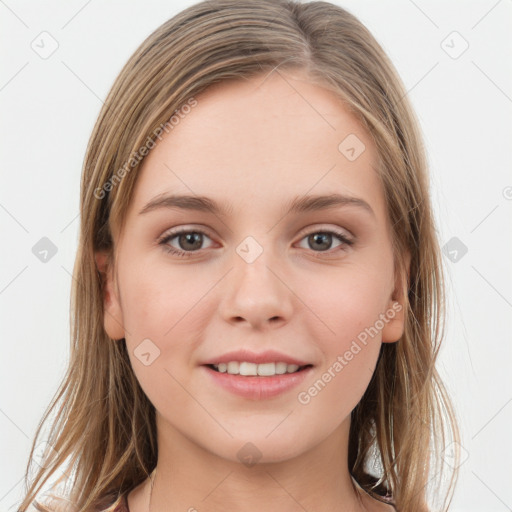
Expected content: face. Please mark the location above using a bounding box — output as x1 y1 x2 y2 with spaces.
96 69 408 464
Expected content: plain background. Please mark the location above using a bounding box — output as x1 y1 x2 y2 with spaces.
1 0 511 510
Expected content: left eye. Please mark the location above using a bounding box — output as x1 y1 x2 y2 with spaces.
295 230 353 252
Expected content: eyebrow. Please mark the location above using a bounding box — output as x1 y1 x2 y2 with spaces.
138 192 375 218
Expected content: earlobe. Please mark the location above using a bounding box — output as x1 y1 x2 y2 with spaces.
381 250 411 343
95 250 125 341
381 300 406 343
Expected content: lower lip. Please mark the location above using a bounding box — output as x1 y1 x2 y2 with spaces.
201 365 313 400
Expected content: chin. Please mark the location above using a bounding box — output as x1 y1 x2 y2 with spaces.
214 433 313 467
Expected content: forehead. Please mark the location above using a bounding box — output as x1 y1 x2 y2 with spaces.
125 70 386 225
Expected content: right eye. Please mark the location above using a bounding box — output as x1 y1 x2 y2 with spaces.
158 228 215 257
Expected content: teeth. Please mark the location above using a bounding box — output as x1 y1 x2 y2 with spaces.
239 362 257 376
212 361 305 376
257 362 275 376
275 362 287 374
227 361 239 374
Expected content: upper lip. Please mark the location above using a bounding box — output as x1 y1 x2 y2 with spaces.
201 349 312 367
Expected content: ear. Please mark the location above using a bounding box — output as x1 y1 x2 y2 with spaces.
95 250 125 341
381 250 411 343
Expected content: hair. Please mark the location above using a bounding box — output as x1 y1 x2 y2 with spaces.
18 1 460 511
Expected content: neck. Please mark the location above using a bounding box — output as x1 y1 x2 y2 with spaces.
137 414 367 512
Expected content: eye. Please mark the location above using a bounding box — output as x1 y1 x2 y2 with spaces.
158 228 214 257
157 226 354 259
295 228 354 254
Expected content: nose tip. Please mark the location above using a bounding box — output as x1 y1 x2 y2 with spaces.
220 252 293 329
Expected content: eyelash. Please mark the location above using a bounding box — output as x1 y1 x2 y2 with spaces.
157 227 354 259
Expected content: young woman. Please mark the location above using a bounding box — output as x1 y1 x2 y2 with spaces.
20 1 460 510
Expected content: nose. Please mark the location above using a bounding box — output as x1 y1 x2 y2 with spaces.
218 244 294 330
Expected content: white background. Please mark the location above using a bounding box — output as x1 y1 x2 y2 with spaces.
1 0 511 510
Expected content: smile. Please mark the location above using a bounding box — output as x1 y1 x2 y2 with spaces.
208 361 312 376
202 364 313 400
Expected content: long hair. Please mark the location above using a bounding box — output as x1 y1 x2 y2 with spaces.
18 1 460 510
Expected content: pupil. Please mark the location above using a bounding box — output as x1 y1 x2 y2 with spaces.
310 233 331 251
180 232 202 250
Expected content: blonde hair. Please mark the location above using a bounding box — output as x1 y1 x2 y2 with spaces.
19 1 460 510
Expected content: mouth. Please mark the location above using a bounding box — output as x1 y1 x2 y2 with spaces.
205 362 314 376
202 362 314 400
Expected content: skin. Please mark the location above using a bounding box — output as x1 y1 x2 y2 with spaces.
95 68 409 512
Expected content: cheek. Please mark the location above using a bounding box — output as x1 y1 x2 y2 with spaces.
295 268 387 421
119 272 197 420
298 261 393 346
293 261 391 414
120 262 213 339
119 266 212 397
